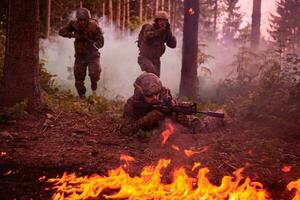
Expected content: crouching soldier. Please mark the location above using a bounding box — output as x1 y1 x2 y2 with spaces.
59 8 104 98
120 73 224 135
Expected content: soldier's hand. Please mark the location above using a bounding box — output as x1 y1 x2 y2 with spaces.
139 110 165 127
70 33 80 39
174 113 190 127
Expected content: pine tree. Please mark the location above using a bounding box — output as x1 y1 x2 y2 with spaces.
269 0 300 53
222 0 242 44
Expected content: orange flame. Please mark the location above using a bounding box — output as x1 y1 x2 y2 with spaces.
48 159 269 200
281 165 292 173
0 152 7 157
120 154 135 162
161 123 174 145
184 149 200 157
188 8 195 15
287 178 300 200
171 144 180 151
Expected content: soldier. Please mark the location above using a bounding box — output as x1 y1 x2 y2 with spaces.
120 73 216 135
59 8 104 98
137 11 177 77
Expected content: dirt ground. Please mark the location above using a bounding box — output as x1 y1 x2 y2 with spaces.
0 105 300 200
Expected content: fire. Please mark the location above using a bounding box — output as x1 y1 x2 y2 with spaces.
188 8 195 15
287 179 300 200
0 152 7 157
48 159 269 200
281 165 292 173
184 149 200 157
171 144 180 151
161 123 174 145
120 154 135 162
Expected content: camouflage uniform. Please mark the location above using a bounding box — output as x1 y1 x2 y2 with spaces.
121 73 172 134
137 11 177 77
59 8 104 97
120 73 222 135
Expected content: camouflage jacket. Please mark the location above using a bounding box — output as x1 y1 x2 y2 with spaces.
59 19 104 59
138 23 176 59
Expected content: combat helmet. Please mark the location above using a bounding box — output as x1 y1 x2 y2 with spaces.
134 73 162 97
76 8 91 20
155 11 169 20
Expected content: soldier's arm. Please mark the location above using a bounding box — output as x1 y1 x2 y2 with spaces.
58 21 76 38
143 24 166 40
94 26 104 49
166 29 177 48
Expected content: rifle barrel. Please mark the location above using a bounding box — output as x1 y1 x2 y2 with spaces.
198 111 224 118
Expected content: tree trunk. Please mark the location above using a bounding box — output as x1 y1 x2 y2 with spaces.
250 0 261 50
102 0 106 17
126 0 130 27
80 0 83 8
155 0 159 14
45 0 51 38
109 0 113 25
117 0 121 30
161 0 164 10
122 0 126 31
171 0 177 33
179 0 199 99
2 0 41 108
213 0 218 38
139 0 143 22
168 0 171 15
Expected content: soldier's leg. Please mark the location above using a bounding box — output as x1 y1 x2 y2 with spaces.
87 57 101 92
138 56 158 76
74 58 88 98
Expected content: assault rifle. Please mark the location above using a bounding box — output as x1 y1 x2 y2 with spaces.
70 23 99 51
153 102 224 118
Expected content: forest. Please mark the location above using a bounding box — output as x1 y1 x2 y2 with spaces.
0 0 300 199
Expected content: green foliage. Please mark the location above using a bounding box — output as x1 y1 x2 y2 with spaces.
44 91 125 119
39 59 59 94
0 99 28 124
269 0 300 52
218 48 300 123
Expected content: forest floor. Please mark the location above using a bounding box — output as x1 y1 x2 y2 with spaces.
0 100 300 200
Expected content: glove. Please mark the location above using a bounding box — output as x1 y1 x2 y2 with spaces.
174 113 190 127
138 110 165 128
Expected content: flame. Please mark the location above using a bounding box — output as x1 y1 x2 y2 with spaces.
161 123 175 145
171 144 180 151
281 165 292 173
188 8 195 15
184 149 200 157
192 162 201 171
120 154 135 162
0 152 7 157
287 179 300 200
48 159 269 200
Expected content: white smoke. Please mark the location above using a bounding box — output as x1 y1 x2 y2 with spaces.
40 19 182 99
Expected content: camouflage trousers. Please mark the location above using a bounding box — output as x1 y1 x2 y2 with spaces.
74 57 101 96
138 55 161 77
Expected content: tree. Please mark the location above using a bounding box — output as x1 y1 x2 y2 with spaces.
179 0 199 99
45 0 51 38
2 0 41 108
139 0 143 22
250 0 261 50
109 0 113 25
222 0 242 44
269 0 300 53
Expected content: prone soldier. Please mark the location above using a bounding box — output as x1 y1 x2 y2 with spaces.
120 73 224 135
59 8 104 98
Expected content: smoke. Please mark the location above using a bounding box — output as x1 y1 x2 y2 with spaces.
40 17 240 100
40 18 182 99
